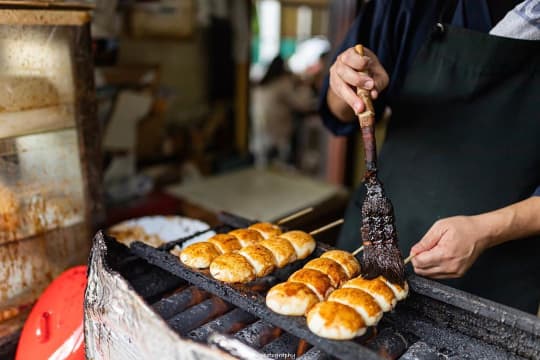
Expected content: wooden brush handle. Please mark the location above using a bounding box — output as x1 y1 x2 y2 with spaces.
354 44 377 172
355 45 375 124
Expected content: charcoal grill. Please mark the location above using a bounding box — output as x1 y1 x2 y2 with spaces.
85 213 540 360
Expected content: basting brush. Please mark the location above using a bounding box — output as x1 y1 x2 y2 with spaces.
354 44 405 286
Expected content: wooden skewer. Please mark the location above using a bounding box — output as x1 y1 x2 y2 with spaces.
351 245 414 265
276 207 314 225
352 246 415 264
308 219 344 236
352 246 364 256
404 254 415 265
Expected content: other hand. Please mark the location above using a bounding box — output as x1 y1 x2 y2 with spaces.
410 216 491 279
329 46 389 114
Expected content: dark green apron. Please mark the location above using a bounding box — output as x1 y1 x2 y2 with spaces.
338 25 540 313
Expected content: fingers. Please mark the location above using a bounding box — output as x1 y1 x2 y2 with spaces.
410 216 488 280
329 70 364 114
340 48 370 71
410 220 456 277
334 50 376 92
410 221 446 256
328 46 389 114
361 47 389 93
411 224 466 279
414 260 463 279
411 246 445 270
335 62 374 91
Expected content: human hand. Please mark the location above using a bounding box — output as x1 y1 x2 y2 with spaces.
328 46 389 115
410 216 491 279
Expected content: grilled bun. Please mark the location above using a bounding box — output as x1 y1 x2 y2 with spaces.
306 301 366 340
248 222 282 239
207 234 242 254
379 277 409 301
320 250 360 278
288 268 334 301
259 237 297 267
304 258 348 288
342 277 397 312
238 244 276 277
279 231 316 259
266 282 319 316
179 242 221 269
328 288 382 326
210 253 255 283
228 229 264 247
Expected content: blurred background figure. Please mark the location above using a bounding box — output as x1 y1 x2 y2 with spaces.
250 55 317 168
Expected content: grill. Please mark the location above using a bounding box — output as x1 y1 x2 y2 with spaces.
85 213 540 360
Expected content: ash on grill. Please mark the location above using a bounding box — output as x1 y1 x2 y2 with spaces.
85 213 540 360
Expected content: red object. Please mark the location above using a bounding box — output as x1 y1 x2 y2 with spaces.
16 266 87 360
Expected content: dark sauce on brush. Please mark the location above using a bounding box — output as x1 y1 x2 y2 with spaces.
361 174 406 286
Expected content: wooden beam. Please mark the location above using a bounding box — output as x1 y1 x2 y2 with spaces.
324 0 360 185
0 1 94 10
0 9 90 25
234 62 249 154
280 0 329 9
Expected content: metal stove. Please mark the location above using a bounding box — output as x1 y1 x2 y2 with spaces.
84 213 540 360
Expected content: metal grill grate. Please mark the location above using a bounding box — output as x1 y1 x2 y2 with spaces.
99 212 540 360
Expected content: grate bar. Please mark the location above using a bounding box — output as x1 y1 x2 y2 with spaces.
366 328 409 360
128 268 185 300
168 297 234 336
297 347 332 360
234 320 281 349
152 286 209 319
261 332 302 359
187 308 257 341
397 341 439 360
207 333 270 360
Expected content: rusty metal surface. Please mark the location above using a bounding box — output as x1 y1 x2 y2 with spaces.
0 223 88 306
0 130 86 244
0 16 96 302
0 11 99 358
84 232 238 360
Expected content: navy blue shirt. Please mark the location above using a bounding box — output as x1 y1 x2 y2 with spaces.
319 0 540 196
319 0 496 135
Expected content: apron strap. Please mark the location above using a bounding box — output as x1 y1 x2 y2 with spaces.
433 0 459 37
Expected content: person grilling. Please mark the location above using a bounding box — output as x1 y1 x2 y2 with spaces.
320 0 540 313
